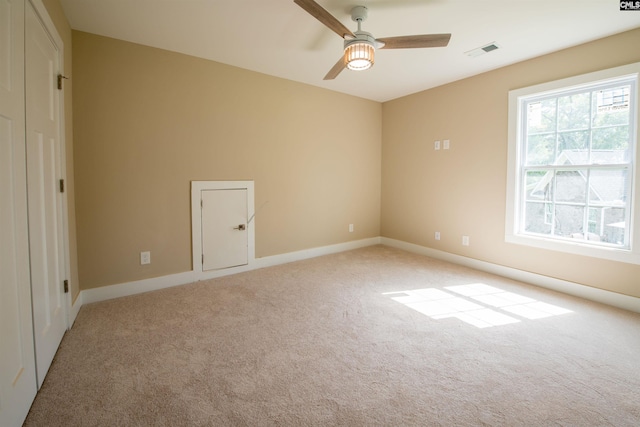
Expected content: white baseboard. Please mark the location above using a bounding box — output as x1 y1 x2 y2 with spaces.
78 237 382 305
381 237 640 314
81 270 198 305
253 237 382 269
75 236 639 314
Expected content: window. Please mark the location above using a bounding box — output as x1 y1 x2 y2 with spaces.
506 63 640 264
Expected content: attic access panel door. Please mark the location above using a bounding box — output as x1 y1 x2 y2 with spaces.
201 189 248 271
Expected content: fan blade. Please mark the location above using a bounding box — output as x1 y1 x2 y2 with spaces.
294 0 355 39
378 34 451 49
323 56 346 80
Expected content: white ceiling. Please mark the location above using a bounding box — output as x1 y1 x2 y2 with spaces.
59 0 640 102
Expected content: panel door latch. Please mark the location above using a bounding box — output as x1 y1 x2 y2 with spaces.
57 74 69 90
233 224 246 231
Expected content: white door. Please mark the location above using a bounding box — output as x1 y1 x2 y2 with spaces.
25 0 67 388
0 0 38 425
201 189 248 270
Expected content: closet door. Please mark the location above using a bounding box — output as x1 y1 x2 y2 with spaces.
0 0 39 425
25 0 68 388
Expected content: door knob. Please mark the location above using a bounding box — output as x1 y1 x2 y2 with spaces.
233 224 246 231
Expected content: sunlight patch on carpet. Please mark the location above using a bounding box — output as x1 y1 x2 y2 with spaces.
384 283 572 328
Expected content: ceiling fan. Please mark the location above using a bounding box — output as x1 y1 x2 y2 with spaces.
294 0 451 80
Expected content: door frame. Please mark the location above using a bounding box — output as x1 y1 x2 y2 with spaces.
28 0 71 329
191 181 255 279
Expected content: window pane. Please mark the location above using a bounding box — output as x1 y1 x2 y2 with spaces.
554 205 585 238
557 130 589 161
558 92 590 131
525 133 555 165
602 207 626 245
525 170 552 200
555 170 586 203
527 99 556 133
591 126 630 161
588 207 602 235
593 85 630 127
524 202 552 235
588 169 628 204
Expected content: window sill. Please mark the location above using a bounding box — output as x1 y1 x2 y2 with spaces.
505 233 640 265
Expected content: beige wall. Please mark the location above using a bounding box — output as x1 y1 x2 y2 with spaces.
42 0 80 302
72 31 382 290
382 28 640 299
72 25 640 298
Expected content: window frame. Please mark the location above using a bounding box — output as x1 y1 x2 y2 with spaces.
506 62 640 265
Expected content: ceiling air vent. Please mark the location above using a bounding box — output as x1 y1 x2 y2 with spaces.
465 42 500 58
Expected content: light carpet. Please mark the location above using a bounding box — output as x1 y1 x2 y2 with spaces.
25 245 640 426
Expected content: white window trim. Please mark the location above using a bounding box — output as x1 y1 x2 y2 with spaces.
506 62 640 265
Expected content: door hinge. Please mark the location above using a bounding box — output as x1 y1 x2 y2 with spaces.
63 280 69 293
59 179 65 193
57 74 68 90
201 254 204 265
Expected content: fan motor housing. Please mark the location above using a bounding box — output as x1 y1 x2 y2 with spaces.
344 31 376 50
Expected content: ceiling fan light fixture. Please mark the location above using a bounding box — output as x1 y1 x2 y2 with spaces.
344 41 375 70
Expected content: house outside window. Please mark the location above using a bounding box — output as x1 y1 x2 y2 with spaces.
506 63 640 265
